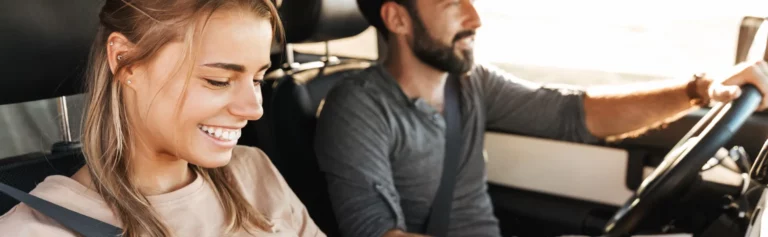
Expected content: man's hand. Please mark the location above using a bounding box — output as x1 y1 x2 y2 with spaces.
705 60 768 110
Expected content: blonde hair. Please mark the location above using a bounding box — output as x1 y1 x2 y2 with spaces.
81 0 283 236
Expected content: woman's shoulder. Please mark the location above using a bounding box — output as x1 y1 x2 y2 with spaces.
0 204 79 236
0 176 111 237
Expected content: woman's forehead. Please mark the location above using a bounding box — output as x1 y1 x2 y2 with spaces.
194 10 273 72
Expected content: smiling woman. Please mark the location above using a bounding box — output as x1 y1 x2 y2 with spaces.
0 0 323 237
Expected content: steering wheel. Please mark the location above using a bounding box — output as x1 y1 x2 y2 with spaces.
604 86 763 235
602 85 763 236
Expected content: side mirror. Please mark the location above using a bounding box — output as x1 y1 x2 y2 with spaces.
736 16 768 64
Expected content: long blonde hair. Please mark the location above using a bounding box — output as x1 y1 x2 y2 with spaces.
81 0 283 236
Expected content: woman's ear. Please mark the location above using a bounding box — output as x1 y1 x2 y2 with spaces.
106 32 136 87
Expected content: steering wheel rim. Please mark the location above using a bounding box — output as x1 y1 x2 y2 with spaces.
603 85 763 236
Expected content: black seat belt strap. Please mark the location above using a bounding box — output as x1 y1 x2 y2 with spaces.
425 75 463 236
0 182 123 237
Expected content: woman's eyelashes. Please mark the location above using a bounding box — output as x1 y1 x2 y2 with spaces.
205 78 230 88
204 78 264 88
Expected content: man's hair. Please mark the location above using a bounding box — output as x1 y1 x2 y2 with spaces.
358 0 416 40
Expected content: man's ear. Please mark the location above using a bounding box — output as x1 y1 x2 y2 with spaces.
380 2 412 36
106 32 136 87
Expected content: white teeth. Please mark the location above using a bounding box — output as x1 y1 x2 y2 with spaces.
199 125 241 141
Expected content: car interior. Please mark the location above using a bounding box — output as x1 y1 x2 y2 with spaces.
4 0 768 237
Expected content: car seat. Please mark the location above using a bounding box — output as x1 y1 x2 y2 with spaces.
269 0 372 235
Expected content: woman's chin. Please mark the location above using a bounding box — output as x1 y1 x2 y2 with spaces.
191 149 233 168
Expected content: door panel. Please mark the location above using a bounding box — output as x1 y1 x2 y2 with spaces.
485 132 632 206
485 109 768 206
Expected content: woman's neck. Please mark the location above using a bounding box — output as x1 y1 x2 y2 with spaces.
72 148 196 197
130 151 196 196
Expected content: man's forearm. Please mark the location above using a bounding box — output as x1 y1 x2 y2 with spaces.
582 76 711 140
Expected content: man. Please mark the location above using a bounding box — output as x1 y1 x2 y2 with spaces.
314 0 768 236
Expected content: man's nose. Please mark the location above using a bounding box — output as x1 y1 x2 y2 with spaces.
228 82 264 121
462 0 482 30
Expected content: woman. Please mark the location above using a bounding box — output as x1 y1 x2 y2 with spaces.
0 0 324 236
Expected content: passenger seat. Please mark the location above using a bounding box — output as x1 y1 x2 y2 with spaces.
0 0 98 214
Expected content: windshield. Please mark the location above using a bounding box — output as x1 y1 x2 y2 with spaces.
474 0 768 86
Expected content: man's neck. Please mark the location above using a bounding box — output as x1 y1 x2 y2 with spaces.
384 41 448 111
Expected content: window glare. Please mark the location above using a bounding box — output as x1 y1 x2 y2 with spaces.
474 0 768 85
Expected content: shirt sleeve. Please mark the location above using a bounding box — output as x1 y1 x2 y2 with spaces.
477 64 599 143
314 81 407 237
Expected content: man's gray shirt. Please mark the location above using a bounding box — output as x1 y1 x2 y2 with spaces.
314 64 599 237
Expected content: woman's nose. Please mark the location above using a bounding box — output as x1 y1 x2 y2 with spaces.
228 82 264 121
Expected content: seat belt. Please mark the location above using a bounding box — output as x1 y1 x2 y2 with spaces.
425 75 463 237
0 182 123 237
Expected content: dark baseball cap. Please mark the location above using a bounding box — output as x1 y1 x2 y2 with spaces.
357 0 387 31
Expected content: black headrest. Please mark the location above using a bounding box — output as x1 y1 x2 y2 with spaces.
280 0 370 43
0 0 102 105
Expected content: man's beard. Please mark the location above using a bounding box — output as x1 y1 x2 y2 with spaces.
408 13 475 74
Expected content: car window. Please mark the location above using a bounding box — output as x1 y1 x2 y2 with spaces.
0 95 84 158
474 0 768 86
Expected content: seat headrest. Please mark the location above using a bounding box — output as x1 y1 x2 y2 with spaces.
280 0 370 43
0 0 102 105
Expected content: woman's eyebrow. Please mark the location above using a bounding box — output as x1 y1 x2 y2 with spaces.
201 62 272 73
201 63 245 73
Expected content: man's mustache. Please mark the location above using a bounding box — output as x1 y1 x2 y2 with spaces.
453 30 476 43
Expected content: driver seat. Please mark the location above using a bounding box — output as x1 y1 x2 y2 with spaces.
270 0 372 235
